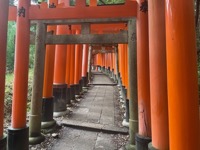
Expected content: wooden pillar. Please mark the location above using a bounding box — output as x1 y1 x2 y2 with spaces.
165 0 200 149
121 44 130 126
82 44 89 87
135 0 151 148
53 25 67 84
0 0 9 149
81 23 90 87
148 0 169 149
53 25 67 117
101 53 105 72
42 25 57 129
87 46 92 82
112 52 115 74
124 45 128 90
70 42 76 101
78 44 83 92
74 29 81 95
109 53 113 76
8 0 30 149
41 0 58 130
29 22 46 145
65 44 71 88
126 18 138 149
121 45 125 86
118 44 123 85
114 46 120 82
65 29 71 105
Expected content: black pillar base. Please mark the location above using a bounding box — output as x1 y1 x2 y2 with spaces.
136 133 151 150
74 84 80 95
113 73 116 82
66 87 71 105
99 66 102 72
108 67 111 76
102 66 105 73
97 65 100 71
0 134 7 150
82 77 87 87
111 69 114 79
86 72 89 85
8 126 29 150
78 80 82 95
41 97 57 131
117 72 121 85
70 85 75 101
42 97 54 122
122 86 126 99
125 99 130 122
53 84 67 112
148 142 158 150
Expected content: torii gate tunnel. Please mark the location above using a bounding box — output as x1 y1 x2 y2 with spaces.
0 0 199 150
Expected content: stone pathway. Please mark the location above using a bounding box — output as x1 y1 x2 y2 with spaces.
51 72 128 150
91 72 114 85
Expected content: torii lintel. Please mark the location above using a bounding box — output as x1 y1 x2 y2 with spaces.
8 0 137 21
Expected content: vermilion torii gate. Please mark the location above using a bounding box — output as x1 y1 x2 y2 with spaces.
0 0 199 150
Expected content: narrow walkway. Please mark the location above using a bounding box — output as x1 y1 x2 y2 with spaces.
52 72 128 150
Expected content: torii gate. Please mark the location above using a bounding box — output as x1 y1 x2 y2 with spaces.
0 0 199 150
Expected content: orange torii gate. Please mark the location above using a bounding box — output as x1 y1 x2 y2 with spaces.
0 0 199 150
4 1 138 150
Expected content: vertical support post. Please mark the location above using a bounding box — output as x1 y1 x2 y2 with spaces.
0 0 9 149
124 45 128 90
53 25 67 117
74 30 81 96
112 52 115 80
81 23 90 87
121 45 125 87
42 25 57 130
118 44 123 87
165 0 200 149
8 0 30 149
114 46 120 83
123 44 130 127
101 53 105 73
65 33 71 105
87 46 92 83
82 44 89 87
29 22 46 145
69 42 76 101
78 45 83 94
41 0 58 131
135 0 151 148
109 53 113 77
126 18 138 149
148 0 169 149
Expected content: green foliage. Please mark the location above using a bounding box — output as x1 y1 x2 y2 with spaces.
9 0 16 5
98 0 125 5
6 22 16 73
29 25 36 69
70 0 125 6
6 22 35 73
4 69 34 117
